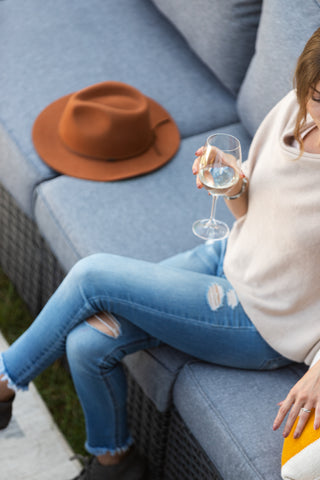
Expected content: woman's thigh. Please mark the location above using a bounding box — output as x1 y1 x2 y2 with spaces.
73 253 288 370
159 239 227 276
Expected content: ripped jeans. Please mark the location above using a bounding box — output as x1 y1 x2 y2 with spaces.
0 239 290 455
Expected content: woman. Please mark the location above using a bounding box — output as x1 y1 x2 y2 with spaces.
1 28 320 480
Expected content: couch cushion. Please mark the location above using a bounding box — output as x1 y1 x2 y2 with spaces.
173 362 307 480
33 124 252 271
237 0 320 136
0 0 237 217
151 0 262 95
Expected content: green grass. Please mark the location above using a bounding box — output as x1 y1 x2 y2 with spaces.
0 269 86 455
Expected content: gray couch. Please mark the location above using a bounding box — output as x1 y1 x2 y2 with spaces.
0 1 319 478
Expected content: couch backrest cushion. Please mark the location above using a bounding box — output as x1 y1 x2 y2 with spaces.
237 0 320 137
151 0 262 95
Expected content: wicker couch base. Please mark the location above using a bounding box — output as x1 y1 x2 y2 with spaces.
0 182 65 316
164 406 222 480
126 371 171 479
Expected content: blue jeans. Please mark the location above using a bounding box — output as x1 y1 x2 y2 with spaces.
0 240 289 455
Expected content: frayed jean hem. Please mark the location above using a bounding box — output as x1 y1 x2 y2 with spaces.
0 352 28 393
85 435 134 456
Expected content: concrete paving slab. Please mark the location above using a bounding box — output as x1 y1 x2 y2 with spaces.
0 333 82 480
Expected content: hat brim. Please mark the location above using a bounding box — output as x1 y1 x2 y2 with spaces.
32 92 180 181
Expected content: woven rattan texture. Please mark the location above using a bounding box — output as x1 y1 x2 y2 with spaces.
164 406 223 480
126 371 171 479
40 243 66 307
0 182 65 316
0 182 43 315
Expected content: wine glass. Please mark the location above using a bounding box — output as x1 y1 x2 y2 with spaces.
192 133 242 241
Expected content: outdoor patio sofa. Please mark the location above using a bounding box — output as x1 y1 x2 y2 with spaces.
0 1 319 478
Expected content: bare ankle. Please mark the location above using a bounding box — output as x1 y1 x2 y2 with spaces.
0 375 15 402
97 448 131 466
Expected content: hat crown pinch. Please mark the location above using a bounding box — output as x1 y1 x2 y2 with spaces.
58 83 154 161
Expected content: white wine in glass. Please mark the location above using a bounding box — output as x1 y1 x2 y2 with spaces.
192 133 242 241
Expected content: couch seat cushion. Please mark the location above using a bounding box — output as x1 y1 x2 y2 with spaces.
237 0 320 136
173 362 307 480
0 0 237 217
34 124 251 271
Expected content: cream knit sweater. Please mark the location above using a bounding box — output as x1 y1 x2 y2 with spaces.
224 90 320 365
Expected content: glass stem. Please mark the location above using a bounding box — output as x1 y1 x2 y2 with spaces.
209 194 218 224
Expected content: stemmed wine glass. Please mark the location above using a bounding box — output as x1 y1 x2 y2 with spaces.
192 133 242 241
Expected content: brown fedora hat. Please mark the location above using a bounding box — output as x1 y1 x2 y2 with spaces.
32 81 180 181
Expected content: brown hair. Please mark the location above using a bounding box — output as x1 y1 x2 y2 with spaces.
294 28 320 153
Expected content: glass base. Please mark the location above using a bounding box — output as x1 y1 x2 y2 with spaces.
192 218 229 241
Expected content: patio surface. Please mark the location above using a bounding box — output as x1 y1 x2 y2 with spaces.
0 332 81 480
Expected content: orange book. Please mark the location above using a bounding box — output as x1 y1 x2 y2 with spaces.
281 411 320 479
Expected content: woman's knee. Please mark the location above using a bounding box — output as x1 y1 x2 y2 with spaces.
64 254 110 299
66 324 91 368
68 254 106 282
66 316 122 371
66 321 105 369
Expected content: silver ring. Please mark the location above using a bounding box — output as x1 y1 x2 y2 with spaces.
300 407 312 414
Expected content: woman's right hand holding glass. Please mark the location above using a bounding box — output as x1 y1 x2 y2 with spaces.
192 146 206 189
192 134 242 241
192 145 243 197
192 139 248 223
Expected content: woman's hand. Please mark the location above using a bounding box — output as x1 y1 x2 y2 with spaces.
273 360 320 438
192 146 243 193
192 147 205 189
192 145 249 219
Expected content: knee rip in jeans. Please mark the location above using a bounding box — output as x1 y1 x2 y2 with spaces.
87 312 121 338
207 284 239 311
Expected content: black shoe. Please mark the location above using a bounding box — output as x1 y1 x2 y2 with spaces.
71 447 147 480
0 395 15 430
